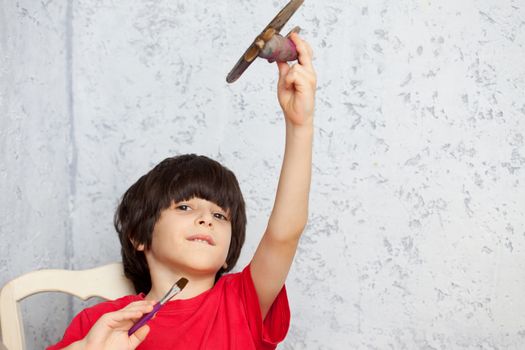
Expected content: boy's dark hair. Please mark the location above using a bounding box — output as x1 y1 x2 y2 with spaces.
114 154 246 294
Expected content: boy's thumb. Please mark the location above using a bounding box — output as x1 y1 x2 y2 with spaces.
277 62 290 90
277 61 290 79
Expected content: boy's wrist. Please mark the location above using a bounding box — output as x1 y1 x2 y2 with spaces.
285 118 314 138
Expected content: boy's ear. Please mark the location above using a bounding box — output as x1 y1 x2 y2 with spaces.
131 239 145 251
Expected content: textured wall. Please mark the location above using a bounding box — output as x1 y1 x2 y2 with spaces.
1 0 524 349
0 1 74 347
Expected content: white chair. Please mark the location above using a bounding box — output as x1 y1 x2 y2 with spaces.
0 263 135 350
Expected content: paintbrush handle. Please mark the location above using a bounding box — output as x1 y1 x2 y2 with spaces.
128 302 162 336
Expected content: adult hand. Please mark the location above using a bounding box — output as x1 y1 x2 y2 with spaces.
80 300 155 350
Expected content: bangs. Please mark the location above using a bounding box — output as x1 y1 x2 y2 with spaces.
162 156 241 213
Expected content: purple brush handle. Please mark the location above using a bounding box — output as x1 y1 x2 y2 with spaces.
128 302 162 336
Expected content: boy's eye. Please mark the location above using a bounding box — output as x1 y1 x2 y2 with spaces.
176 204 190 211
214 212 228 221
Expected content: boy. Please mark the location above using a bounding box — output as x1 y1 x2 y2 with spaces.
49 33 316 349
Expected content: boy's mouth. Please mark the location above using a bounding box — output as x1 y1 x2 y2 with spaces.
187 234 215 246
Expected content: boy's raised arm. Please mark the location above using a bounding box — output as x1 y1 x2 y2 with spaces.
250 33 317 319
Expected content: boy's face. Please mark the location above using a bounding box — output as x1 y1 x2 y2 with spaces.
143 197 232 277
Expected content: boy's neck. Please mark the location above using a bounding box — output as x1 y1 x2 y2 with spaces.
145 267 217 302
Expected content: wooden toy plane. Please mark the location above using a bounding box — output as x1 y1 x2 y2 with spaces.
226 0 304 83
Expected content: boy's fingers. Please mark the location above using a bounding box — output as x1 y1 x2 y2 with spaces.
305 41 314 61
284 64 316 91
289 33 313 70
284 68 297 87
277 61 291 89
277 61 290 78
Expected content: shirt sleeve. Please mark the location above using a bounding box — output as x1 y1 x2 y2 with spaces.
239 264 291 349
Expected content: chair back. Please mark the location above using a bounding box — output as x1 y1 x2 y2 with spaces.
0 263 135 350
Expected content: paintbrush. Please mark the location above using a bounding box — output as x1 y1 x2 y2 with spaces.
128 277 188 336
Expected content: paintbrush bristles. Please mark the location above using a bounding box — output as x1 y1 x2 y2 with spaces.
159 277 189 304
176 277 188 290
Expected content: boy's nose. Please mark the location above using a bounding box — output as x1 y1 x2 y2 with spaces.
196 213 213 227
198 219 212 227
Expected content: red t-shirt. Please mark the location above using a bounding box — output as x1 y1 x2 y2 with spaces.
47 265 289 350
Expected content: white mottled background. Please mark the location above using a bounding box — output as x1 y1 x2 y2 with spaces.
1 0 524 349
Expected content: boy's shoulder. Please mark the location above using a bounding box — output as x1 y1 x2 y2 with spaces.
211 265 254 301
215 266 247 288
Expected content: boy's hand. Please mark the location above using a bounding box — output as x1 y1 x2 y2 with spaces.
78 300 155 350
277 33 317 127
